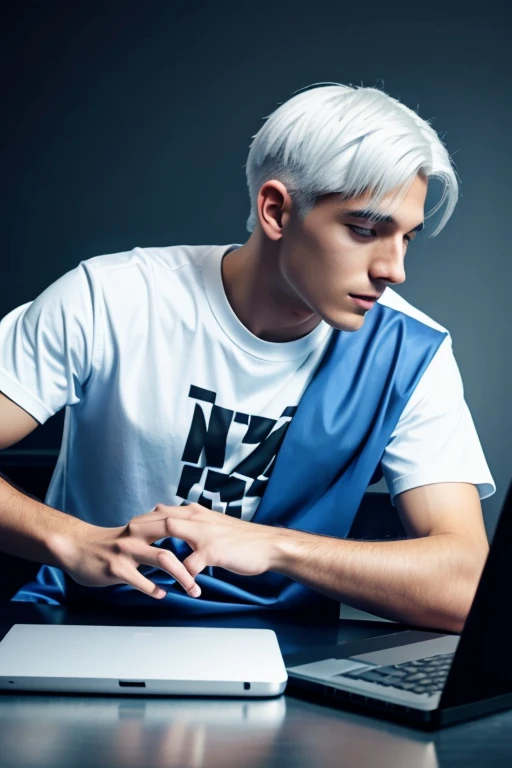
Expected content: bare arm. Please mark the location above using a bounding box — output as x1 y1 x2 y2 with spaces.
0 392 85 564
273 482 489 632
0 392 39 450
0 474 84 565
0 392 201 599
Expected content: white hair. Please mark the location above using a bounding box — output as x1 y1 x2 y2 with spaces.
244 82 459 237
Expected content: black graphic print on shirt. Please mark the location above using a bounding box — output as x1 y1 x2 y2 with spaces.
177 385 297 518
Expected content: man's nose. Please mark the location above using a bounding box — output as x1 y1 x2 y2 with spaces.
372 237 407 286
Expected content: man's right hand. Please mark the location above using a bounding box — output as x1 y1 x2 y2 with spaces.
48 513 202 600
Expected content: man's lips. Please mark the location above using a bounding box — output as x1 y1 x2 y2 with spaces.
349 293 381 301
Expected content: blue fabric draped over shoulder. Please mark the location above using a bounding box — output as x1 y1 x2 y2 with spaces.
12 303 447 615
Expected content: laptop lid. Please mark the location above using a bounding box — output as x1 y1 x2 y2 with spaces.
0 625 288 697
439 479 512 712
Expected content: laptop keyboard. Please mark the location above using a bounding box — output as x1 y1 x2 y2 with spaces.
340 652 455 696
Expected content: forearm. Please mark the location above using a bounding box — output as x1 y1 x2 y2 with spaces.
0 474 84 566
273 528 487 632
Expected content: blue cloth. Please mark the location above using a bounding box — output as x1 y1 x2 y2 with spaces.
12 303 447 613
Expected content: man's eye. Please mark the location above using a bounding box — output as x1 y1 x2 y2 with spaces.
347 225 376 238
347 225 412 243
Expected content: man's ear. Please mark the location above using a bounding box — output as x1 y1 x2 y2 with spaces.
257 180 293 241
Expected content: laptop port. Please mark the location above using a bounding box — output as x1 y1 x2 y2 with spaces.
118 681 146 688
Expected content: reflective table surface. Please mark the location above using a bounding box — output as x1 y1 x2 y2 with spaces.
1 601 511 767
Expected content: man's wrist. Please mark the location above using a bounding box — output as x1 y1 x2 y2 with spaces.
45 517 91 572
269 525 305 573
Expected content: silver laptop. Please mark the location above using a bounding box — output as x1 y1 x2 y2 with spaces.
287 632 459 716
0 625 288 697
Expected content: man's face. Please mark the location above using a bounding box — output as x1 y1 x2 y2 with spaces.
275 173 428 331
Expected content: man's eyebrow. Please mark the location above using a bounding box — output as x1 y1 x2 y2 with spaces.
342 208 425 233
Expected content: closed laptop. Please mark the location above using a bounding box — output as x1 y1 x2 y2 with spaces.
0 625 288 697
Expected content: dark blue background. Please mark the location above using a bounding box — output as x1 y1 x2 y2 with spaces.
1 0 510 534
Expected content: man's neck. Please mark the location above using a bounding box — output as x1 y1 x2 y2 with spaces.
220 241 322 343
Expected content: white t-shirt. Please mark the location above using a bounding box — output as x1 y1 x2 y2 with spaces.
0 243 495 528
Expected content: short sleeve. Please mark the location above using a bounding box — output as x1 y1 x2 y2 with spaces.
0 262 99 424
381 335 496 506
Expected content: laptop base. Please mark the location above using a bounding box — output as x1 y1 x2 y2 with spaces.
287 676 512 730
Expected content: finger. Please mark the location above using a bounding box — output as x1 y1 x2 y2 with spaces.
183 551 208 578
115 565 168 601
125 517 198 547
138 546 201 598
132 503 197 523
125 519 175 544
131 517 201 549
161 517 200 545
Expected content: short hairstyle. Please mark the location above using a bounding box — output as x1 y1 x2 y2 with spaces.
244 82 459 237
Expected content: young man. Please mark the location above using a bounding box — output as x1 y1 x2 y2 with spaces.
0 83 495 630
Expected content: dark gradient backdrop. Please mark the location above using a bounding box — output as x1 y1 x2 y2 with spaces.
1 1 510 534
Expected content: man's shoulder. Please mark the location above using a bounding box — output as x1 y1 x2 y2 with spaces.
81 243 218 279
377 288 449 336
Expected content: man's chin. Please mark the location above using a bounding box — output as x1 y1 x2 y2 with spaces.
321 311 366 332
